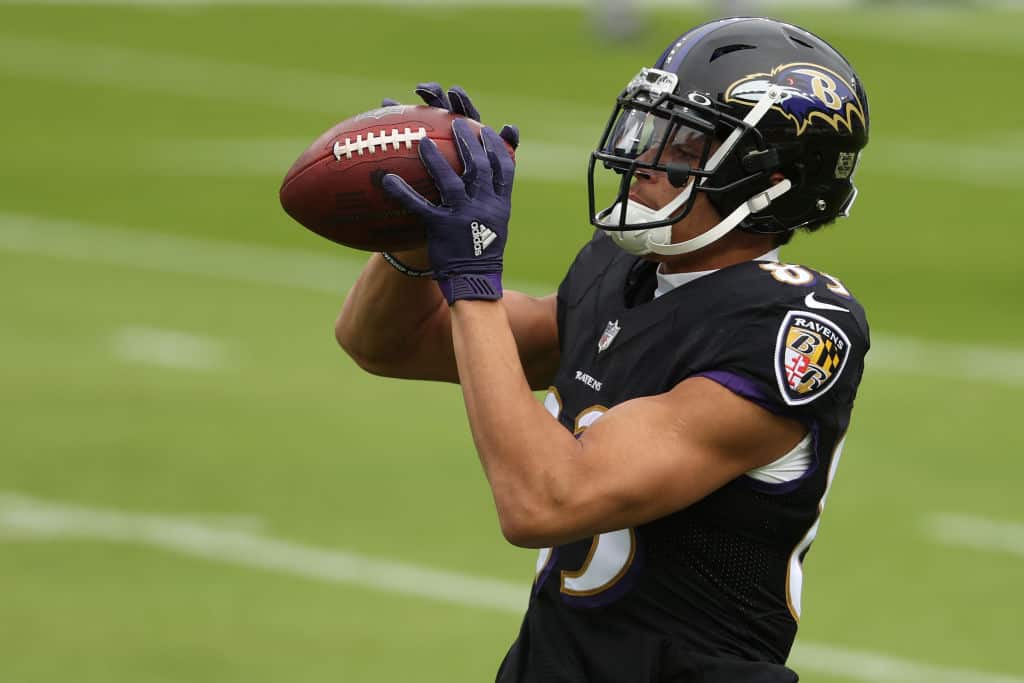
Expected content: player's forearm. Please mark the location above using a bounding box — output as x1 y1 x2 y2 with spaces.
335 251 456 380
450 300 580 546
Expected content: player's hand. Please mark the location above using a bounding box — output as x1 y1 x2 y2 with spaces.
381 118 515 304
382 83 520 151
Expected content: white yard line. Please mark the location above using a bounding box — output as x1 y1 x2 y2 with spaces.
1 34 1021 187
0 212 366 294
0 492 528 612
0 33 599 138
925 513 1024 559
2 0 1018 11
111 325 229 371
0 0 854 7
146 135 1024 188
1 491 1021 683
791 642 1024 683
869 334 1024 389
147 137 588 183
3 211 1023 388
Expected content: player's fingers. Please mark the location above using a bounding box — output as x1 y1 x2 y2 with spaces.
451 118 486 195
380 97 401 107
498 124 520 150
414 82 451 111
418 136 465 205
381 173 439 216
447 86 481 121
456 118 491 193
481 126 515 196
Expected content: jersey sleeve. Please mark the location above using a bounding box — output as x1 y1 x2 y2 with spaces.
700 285 869 424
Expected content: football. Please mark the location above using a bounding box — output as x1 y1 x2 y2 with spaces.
279 105 514 252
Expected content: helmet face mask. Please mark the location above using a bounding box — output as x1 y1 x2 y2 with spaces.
591 67 770 232
588 18 869 256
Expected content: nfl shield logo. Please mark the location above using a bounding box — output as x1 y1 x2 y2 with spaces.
774 311 852 406
597 320 621 353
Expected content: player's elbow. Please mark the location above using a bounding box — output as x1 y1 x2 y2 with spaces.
496 469 634 548
494 485 579 549
497 510 553 548
334 315 391 376
499 509 594 548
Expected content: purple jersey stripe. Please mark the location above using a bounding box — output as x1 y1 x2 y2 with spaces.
697 369 779 415
698 370 820 495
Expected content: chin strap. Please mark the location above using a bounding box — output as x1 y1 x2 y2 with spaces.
646 178 793 255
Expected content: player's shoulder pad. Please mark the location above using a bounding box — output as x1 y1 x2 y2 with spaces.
714 260 869 409
752 261 868 407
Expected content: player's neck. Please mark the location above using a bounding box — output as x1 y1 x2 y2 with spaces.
654 232 779 274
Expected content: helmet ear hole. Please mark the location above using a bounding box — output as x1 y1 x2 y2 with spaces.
741 149 782 173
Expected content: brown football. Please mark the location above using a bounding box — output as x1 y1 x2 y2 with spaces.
279 105 514 252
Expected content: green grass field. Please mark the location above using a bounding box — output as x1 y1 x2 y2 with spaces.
1 3 1022 682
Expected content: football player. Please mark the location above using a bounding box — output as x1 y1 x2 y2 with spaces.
336 17 870 683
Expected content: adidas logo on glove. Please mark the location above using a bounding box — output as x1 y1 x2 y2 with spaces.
471 221 497 256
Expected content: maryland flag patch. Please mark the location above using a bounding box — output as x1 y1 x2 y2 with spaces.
774 311 852 405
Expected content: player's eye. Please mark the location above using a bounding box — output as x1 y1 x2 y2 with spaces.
668 145 701 162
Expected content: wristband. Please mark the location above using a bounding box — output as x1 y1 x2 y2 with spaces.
380 251 434 278
438 273 503 304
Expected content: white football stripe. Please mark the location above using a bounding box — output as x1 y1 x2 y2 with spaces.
111 325 229 370
925 513 1024 559
2 211 1023 387
1 491 1022 683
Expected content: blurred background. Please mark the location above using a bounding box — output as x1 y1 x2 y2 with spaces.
1 0 1022 681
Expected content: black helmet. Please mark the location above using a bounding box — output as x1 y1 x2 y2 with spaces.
589 17 869 256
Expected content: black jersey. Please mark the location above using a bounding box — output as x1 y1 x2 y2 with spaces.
496 234 869 683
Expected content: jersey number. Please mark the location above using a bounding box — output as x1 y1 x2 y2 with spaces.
537 389 636 600
759 262 851 297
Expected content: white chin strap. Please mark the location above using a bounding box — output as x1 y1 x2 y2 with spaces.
645 178 792 255
598 184 694 256
597 85 790 257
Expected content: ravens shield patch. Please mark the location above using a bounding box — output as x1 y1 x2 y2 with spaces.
774 311 851 405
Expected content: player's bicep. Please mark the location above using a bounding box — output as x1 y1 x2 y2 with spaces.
504 292 560 390
570 377 807 534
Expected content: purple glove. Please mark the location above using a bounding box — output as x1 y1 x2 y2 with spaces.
381 118 515 304
382 82 519 150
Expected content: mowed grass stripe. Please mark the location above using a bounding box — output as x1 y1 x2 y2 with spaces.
2 32 1022 186
2 211 1022 386
2 491 1022 683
